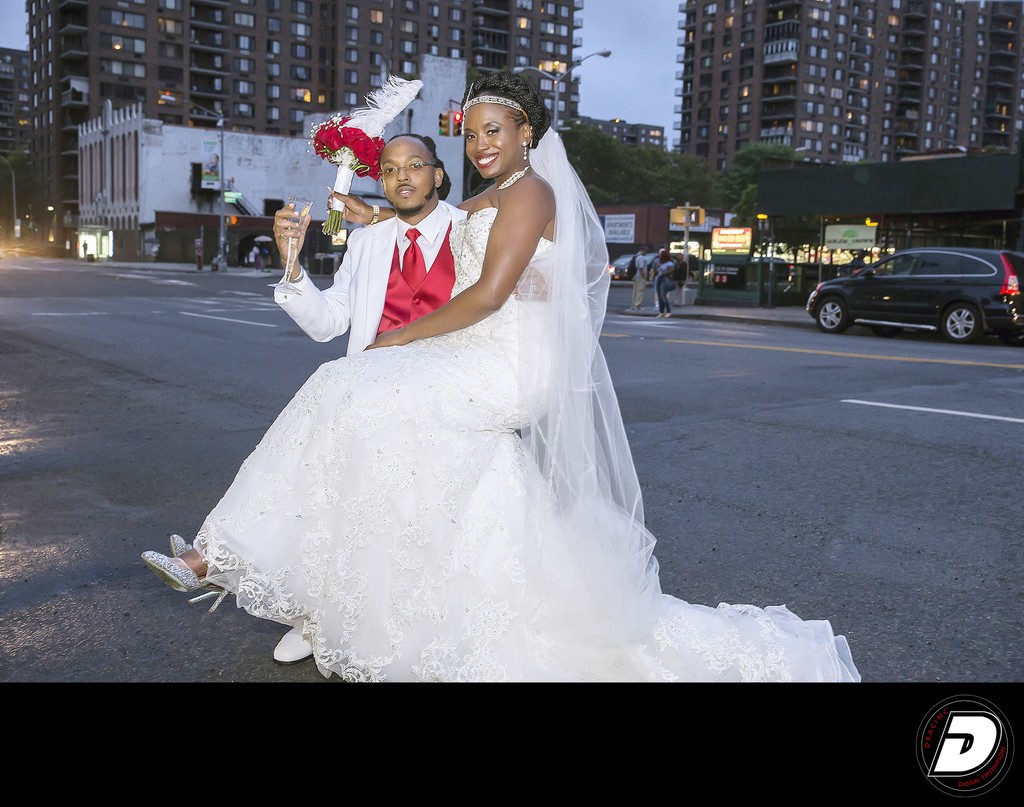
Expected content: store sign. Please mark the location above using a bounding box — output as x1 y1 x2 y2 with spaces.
825 224 876 249
711 226 752 254
601 214 636 244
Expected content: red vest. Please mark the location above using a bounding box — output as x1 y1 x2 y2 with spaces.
377 223 456 335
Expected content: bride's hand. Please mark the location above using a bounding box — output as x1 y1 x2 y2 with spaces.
367 328 412 350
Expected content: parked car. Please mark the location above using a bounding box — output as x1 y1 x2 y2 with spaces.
805 247 1024 345
607 254 635 281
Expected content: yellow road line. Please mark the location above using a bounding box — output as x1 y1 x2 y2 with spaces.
598 333 1024 370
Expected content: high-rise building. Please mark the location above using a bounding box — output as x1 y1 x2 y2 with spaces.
676 0 1024 169
0 47 31 157
25 0 582 252
574 115 666 149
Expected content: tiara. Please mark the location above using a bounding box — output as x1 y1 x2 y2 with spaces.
463 94 528 122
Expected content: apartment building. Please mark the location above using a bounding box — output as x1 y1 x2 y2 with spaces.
676 0 1024 169
574 115 666 149
0 47 31 157
25 0 582 252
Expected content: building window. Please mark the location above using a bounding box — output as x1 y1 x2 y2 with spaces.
99 59 146 77
158 18 183 35
100 34 145 54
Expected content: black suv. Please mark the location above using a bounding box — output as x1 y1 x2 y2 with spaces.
806 247 1024 345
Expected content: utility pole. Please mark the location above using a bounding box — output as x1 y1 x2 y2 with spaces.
0 154 17 243
159 93 226 270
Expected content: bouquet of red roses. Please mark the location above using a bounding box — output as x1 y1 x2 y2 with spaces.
309 75 423 236
311 115 385 180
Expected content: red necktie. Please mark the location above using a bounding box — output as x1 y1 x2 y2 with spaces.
403 228 426 290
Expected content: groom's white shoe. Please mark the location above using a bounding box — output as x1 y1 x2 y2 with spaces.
273 626 313 663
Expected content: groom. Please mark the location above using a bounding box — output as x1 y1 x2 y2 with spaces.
273 134 466 352
267 133 467 663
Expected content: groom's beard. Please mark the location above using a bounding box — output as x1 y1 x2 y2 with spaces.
393 183 437 219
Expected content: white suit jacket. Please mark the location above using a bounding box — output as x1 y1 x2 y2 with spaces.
276 200 467 355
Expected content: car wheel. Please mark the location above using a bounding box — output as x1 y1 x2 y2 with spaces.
940 303 982 343
870 325 903 338
815 297 851 334
996 330 1024 347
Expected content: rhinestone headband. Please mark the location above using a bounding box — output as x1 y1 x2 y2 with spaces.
463 95 530 124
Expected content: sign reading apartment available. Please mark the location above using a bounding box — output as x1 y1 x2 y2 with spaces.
602 214 635 243
825 224 876 249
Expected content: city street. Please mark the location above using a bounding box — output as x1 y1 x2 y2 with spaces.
1 257 1022 684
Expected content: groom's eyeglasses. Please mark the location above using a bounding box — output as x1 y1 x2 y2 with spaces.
380 162 437 178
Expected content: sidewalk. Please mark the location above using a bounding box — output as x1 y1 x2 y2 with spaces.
619 303 814 329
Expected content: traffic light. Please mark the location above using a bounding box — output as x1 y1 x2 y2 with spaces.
438 109 451 136
225 214 238 226
452 109 463 136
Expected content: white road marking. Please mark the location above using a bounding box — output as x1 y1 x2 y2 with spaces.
842 399 1024 424
31 311 108 316
180 311 277 328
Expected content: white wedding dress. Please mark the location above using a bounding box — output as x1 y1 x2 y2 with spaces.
194 207 859 683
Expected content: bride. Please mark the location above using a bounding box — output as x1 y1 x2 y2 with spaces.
141 73 860 683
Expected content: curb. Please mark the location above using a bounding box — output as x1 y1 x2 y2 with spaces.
618 308 815 330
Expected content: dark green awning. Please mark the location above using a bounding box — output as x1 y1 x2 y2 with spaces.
756 150 1024 217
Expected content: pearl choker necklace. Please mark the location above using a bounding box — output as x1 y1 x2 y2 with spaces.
497 166 530 190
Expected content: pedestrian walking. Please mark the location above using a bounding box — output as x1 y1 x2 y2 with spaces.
629 245 651 310
654 248 676 317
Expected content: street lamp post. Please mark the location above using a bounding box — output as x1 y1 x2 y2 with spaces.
513 49 611 132
162 93 226 269
0 154 17 243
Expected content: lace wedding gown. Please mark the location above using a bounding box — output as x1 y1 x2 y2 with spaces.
194 208 859 683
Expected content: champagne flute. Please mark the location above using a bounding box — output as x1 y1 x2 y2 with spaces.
270 196 314 293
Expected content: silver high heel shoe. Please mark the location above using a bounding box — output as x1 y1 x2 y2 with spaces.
141 550 229 612
169 534 192 558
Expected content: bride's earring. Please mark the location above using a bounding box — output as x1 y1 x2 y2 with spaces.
522 142 529 162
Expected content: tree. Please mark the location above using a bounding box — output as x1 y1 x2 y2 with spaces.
560 122 630 204
560 122 718 207
715 142 803 212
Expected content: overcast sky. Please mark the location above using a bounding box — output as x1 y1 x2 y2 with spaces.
0 0 679 141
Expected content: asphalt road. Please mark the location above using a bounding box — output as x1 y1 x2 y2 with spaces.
1 258 1022 692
